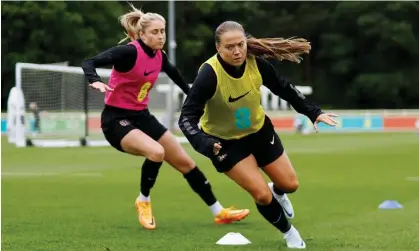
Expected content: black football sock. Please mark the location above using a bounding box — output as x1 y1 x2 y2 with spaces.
140 159 163 197
184 167 217 206
273 185 286 196
256 195 291 233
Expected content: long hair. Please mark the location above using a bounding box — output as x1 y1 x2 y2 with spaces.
215 21 311 63
247 36 310 63
119 3 144 44
118 3 166 44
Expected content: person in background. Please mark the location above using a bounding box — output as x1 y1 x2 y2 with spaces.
29 102 41 134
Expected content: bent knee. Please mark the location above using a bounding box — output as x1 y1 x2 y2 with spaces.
147 145 165 162
281 179 299 193
173 157 196 174
181 159 196 170
252 188 273 205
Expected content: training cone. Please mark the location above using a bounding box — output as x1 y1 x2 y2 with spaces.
216 232 251 245
378 200 403 210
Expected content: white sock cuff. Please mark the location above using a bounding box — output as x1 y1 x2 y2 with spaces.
138 193 150 202
209 201 223 216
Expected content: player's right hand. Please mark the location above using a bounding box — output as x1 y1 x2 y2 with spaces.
202 137 222 156
213 142 222 155
89 81 114 92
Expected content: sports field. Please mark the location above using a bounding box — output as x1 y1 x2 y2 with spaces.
2 132 419 251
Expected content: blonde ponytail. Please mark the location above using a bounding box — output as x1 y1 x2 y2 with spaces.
118 3 166 44
118 3 143 44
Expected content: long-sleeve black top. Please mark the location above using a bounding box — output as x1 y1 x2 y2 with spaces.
81 39 190 94
178 54 323 156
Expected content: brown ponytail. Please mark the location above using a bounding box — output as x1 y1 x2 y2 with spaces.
215 21 311 64
247 36 311 63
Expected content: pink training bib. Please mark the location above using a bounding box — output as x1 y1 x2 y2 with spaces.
105 40 162 110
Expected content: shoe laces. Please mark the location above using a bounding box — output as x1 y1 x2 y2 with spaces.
140 202 152 217
279 195 289 204
225 206 237 211
223 206 243 216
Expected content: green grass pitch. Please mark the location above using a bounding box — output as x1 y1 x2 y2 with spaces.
2 132 419 251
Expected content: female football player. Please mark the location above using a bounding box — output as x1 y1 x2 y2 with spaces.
179 21 337 248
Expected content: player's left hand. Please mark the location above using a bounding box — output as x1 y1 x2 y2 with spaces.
313 113 338 132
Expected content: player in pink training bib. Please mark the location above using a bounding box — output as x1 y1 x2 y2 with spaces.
81 4 249 231
104 38 162 111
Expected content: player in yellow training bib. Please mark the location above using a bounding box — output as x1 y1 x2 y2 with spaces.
178 21 338 249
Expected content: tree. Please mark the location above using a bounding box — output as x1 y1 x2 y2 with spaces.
316 2 419 108
2 1 418 109
1 1 124 109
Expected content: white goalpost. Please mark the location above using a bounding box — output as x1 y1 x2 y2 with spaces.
7 62 184 148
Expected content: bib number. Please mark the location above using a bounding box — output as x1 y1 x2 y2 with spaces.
234 107 251 130
137 82 152 102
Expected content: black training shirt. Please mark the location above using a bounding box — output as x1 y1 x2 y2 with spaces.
178 54 323 155
82 39 190 94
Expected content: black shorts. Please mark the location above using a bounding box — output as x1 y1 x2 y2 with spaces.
206 116 285 173
101 105 168 152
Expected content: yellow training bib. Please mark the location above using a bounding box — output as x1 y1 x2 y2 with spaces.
200 55 265 140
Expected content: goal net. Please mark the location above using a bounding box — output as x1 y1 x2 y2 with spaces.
7 62 186 148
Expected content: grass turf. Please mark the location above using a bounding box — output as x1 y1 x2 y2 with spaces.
2 132 419 251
